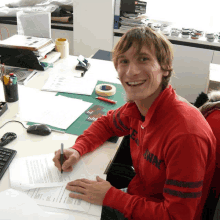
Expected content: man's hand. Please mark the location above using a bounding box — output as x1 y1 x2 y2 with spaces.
53 148 81 172
66 176 112 205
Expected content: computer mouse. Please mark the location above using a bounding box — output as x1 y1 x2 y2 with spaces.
27 124 51 136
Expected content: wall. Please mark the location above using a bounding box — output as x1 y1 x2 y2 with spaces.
73 0 115 57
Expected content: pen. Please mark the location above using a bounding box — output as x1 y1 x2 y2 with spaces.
60 143 64 174
96 96 117 104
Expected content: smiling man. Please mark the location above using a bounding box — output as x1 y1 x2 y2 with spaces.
53 27 216 220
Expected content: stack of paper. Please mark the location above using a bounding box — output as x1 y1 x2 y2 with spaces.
42 72 98 96
17 86 93 130
0 34 55 57
0 189 73 220
8 153 104 218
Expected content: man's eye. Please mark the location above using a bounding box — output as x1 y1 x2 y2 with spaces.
140 57 148 61
119 59 128 64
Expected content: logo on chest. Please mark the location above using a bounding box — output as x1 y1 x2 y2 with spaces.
143 149 163 170
130 129 139 146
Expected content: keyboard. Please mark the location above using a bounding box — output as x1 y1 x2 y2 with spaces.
0 148 17 181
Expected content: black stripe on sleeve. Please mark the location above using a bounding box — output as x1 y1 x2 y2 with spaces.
117 111 129 131
164 188 202 199
113 110 123 131
165 179 203 188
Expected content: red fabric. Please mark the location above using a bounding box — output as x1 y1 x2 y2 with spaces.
72 85 216 220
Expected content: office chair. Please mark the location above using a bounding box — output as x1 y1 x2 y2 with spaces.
194 92 220 220
200 110 220 220
106 135 135 189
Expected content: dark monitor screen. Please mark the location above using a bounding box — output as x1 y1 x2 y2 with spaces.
121 0 135 13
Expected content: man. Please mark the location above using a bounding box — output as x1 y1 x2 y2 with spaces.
53 27 216 220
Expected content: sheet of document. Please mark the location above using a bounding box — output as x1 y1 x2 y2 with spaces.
0 188 74 220
42 72 98 95
9 153 90 191
19 93 92 129
24 185 90 213
23 174 106 217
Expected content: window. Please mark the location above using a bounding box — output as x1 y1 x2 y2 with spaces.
146 0 220 32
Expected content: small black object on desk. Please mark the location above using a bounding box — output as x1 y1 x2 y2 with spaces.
75 55 91 77
0 102 8 117
0 47 48 71
27 124 51 136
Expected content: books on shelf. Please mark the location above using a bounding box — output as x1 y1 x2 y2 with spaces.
0 34 54 52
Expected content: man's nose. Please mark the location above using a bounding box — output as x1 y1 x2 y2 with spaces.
126 62 141 77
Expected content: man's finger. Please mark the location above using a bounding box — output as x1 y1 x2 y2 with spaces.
63 166 73 172
96 176 105 182
53 150 61 169
69 192 85 200
62 156 76 170
67 179 89 187
66 185 87 194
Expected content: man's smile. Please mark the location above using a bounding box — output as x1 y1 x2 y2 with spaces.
126 80 146 86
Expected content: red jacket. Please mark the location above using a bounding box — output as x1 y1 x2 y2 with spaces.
72 85 216 220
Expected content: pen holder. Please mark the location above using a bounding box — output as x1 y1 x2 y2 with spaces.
3 83 19 102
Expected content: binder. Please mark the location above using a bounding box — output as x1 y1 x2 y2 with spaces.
114 0 121 29
0 47 48 71
114 15 120 29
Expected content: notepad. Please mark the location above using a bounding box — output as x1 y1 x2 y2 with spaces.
42 73 98 96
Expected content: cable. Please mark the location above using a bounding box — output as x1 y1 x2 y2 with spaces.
0 120 27 130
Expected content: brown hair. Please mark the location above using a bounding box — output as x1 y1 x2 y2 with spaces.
112 26 174 91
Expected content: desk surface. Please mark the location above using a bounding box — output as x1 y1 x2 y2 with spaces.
0 55 123 219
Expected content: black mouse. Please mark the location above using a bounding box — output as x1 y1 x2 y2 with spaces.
27 124 51 136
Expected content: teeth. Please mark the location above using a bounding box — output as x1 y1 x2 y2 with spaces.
127 80 146 86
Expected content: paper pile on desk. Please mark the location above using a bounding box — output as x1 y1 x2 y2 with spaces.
0 34 55 57
18 86 92 130
42 72 97 95
0 189 72 220
9 153 104 217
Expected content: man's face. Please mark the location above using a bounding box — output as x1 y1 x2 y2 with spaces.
117 44 169 103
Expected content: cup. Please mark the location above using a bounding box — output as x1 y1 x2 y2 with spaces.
3 74 19 102
55 38 69 59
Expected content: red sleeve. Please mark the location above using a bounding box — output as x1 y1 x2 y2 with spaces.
103 135 214 220
71 106 130 156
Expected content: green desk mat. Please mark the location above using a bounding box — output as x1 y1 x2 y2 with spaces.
27 81 126 140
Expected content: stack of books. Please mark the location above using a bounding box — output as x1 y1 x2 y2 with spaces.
120 13 148 31
0 34 55 59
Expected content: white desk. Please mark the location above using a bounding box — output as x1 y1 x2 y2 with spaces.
0 55 122 219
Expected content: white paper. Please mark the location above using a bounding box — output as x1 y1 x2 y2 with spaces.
24 185 90 213
0 188 72 220
23 174 106 217
9 153 89 191
42 72 98 95
19 93 92 129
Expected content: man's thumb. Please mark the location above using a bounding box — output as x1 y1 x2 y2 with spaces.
62 160 70 169
96 176 104 182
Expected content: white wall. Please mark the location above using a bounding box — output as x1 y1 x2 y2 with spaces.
73 0 115 58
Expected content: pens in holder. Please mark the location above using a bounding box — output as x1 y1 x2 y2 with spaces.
60 143 64 174
96 96 117 104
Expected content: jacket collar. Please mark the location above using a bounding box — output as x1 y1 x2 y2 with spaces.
121 84 176 124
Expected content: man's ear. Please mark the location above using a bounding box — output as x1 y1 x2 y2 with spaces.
163 71 169 77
